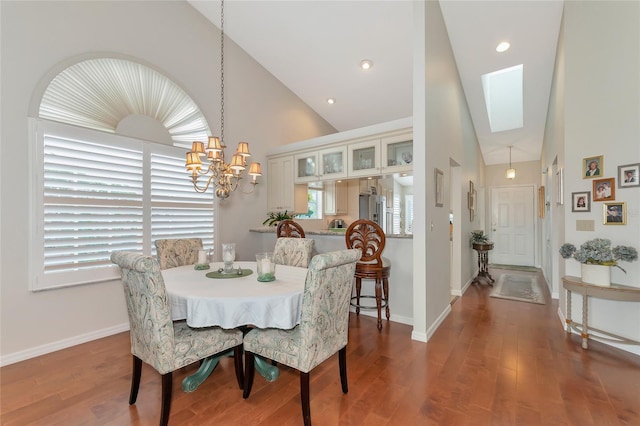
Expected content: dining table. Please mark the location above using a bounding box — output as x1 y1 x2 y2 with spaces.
162 260 308 392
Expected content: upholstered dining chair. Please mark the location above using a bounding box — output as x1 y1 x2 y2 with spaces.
243 249 361 426
276 219 306 238
154 238 203 270
345 219 391 330
273 237 315 268
110 251 244 426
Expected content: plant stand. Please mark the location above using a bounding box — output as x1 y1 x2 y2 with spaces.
472 242 495 286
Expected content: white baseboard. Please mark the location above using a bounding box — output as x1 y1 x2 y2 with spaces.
0 323 130 367
410 303 452 343
349 307 412 326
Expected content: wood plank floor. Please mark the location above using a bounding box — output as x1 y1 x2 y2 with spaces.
2 268 639 425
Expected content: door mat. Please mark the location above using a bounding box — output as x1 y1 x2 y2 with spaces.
490 274 546 305
489 264 540 273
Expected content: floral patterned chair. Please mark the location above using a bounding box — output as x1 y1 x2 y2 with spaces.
242 249 361 426
273 237 315 268
154 238 203 270
110 251 244 426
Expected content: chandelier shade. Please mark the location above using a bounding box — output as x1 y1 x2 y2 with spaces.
185 0 260 198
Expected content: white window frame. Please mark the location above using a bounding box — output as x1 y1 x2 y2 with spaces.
28 118 214 291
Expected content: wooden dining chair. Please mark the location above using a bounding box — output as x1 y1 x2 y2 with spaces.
110 251 244 426
243 249 361 426
273 237 315 268
276 220 306 238
345 219 391 330
154 238 203 270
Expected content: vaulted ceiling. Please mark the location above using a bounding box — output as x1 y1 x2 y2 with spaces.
188 0 564 166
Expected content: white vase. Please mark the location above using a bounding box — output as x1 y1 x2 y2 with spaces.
581 263 611 287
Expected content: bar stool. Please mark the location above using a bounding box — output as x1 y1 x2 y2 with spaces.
276 220 306 238
345 219 391 330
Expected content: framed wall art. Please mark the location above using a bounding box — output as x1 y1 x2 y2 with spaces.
618 163 640 188
593 177 615 202
435 168 444 207
603 202 626 225
571 191 590 212
538 186 545 218
583 155 603 178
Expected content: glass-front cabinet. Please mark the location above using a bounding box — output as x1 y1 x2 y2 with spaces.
319 146 347 180
348 139 381 177
381 132 413 174
294 152 319 183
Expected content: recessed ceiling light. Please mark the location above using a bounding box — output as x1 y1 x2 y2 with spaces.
327 98 335 105
496 42 511 53
360 59 373 70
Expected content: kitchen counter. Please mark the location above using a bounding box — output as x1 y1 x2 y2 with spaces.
249 227 413 239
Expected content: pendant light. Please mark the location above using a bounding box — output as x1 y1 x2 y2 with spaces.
506 145 516 179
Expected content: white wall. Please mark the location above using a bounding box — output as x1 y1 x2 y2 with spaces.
0 1 334 363
554 1 640 355
412 1 485 341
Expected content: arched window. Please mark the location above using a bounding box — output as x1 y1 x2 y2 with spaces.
30 58 214 291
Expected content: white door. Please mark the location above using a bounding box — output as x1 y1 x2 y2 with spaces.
490 186 536 266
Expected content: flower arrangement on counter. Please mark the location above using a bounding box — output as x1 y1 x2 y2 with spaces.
559 238 638 273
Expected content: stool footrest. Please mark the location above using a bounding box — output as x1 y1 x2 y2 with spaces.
350 295 388 310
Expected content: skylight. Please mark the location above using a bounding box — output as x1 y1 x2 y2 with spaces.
481 64 523 133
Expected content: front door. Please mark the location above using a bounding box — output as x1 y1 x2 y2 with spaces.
490 185 536 266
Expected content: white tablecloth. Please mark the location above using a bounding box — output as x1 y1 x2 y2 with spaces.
162 261 308 329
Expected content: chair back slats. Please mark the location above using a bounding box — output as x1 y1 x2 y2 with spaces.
276 220 306 238
345 219 386 265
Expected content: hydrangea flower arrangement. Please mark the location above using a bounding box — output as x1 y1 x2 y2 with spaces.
559 238 638 273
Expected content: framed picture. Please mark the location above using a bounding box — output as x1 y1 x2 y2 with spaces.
571 191 591 212
468 190 476 221
618 163 640 188
538 186 545 218
583 155 603 178
603 202 626 225
592 177 615 202
555 168 564 205
468 180 474 209
434 168 444 207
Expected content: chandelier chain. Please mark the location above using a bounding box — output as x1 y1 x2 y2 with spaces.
220 0 225 147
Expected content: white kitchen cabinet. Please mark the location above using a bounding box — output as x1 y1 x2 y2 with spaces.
381 132 413 174
294 152 319 183
267 156 307 213
294 146 347 183
348 139 381 177
319 146 348 180
324 181 348 215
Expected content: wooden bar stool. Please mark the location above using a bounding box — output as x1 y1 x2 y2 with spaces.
345 219 391 330
276 220 306 238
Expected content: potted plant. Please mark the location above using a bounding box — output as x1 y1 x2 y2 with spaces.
559 238 638 286
262 210 298 227
470 230 492 248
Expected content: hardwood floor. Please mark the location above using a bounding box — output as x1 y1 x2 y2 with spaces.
2 268 639 425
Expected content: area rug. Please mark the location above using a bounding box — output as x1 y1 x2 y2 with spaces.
490 274 546 305
489 264 540 273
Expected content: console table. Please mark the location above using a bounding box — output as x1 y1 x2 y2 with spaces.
471 242 494 286
562 276 640 349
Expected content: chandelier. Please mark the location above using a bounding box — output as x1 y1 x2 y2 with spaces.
505 145 516 179
185 0 261 199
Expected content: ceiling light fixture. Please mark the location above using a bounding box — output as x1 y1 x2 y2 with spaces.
185 0 261 198
496 41 511 53
327 98 335 105
360 59 373 70
506 145 516 179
